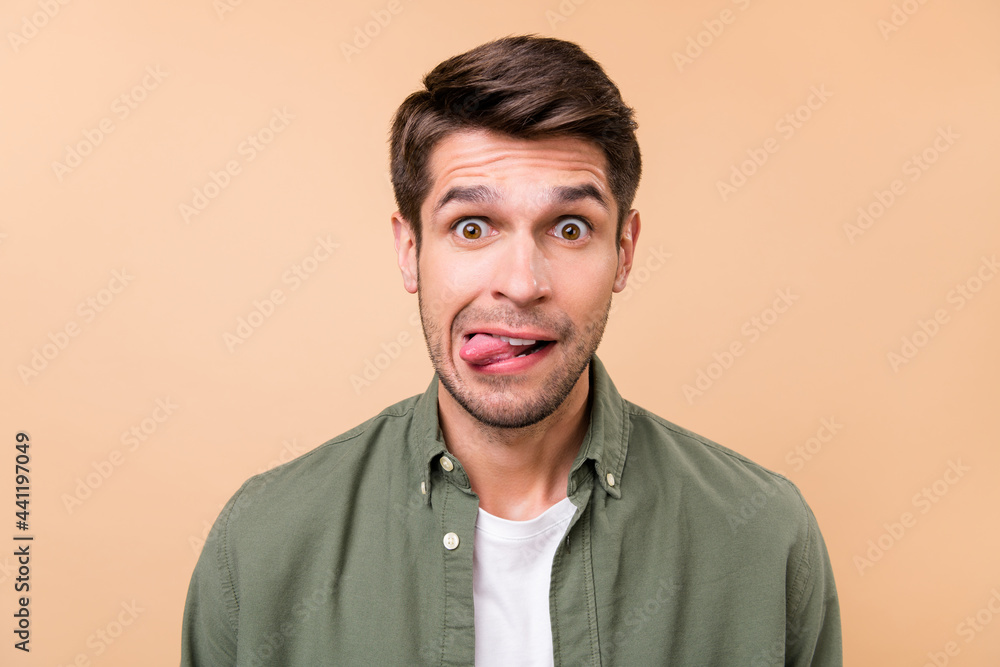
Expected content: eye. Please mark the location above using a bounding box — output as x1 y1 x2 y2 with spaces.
453 218 490 241
553 218 590 242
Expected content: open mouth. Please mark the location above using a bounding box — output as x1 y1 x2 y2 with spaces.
511 340 552 358
460 333 555 364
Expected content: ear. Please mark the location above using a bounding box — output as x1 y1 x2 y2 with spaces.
391 212 418 294
613 209 641 292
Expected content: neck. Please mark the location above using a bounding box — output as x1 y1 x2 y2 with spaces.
438 367 591 521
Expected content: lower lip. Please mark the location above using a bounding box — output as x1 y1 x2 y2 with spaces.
462 341 556 375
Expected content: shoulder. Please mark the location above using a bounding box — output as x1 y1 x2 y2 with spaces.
212 392 424 539
265 393 419 478
186 391 432 645
620 400 812 536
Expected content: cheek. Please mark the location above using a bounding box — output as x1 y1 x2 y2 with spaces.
423 245 496 289
555 271 615 327
418 254 481 324
565 249 617 283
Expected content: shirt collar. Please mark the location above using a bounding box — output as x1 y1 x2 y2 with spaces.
410 353 627 503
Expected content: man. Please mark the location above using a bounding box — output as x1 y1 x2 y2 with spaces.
182 35 841 666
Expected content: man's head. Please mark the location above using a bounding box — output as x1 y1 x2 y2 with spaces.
389 35 641 256
390 36 642 431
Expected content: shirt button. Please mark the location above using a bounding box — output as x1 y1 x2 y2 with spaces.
606 472 616 487
439 456 454 472
443 532 460 550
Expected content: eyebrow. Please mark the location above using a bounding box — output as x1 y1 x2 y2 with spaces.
552 184 611 212
432 183 611 216
433 185 502 214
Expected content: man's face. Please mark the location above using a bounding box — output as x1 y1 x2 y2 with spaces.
392 129 639 429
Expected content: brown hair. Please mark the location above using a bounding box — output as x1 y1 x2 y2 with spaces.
389 35 641 253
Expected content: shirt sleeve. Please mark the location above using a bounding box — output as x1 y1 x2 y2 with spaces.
180 492 242 666
784 496 843 666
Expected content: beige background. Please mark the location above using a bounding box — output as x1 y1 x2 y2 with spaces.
2 0 999 664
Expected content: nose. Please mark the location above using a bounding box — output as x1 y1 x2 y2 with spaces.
490 230 552 306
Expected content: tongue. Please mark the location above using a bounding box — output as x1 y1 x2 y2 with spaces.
460 334 533 366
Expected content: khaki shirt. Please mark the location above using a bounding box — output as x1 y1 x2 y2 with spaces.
181 354 842 665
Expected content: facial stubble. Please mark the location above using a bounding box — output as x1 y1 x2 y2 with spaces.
417 270 612 431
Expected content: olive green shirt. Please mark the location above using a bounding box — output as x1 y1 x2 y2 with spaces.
181 354 841 666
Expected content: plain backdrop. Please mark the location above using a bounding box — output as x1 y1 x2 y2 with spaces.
2 0 999 664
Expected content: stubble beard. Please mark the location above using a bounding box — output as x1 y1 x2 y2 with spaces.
418 280 611 431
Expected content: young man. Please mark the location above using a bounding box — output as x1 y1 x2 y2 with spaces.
182 36 842 666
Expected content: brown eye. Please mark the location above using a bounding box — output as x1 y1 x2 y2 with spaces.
457 219 486 240
555 218 589 241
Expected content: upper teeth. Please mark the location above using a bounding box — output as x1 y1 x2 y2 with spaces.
492 334 536 346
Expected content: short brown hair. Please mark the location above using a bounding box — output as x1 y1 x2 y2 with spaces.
389 35 641 253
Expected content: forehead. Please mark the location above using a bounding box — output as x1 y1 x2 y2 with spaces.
423 129 611 211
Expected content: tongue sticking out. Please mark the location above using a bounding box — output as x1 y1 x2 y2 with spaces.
459 333 545 366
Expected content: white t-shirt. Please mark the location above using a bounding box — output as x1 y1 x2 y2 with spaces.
472 497 578 666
